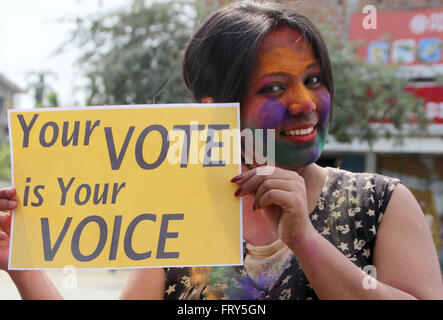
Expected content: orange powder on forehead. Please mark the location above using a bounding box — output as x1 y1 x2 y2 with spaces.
251 27 319 82
254 48 318 79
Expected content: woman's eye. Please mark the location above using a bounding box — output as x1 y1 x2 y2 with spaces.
258 84 284 95
305 75 321 86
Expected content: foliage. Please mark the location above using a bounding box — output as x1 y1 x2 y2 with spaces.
0 141 11 181
324 33 428 146
27 71 59 108
64 0 200 105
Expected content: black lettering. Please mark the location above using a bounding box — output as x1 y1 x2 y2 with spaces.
61 121 80 146
17 113 39 148
156 213 184 259
84 120 100 146
109 215 122 261
41 217 72 261
74 184 91 206
23 177 31 207
203 124 229 167
135 125 169 170
93 183 109 205
58 177 75 206
71 216 107 262
31 185 45 207
124 213 156 260
39 121 59 147
172 124 204 168
111 182 126 204
105 126 135 170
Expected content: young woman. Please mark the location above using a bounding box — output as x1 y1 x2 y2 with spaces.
0 1 442 300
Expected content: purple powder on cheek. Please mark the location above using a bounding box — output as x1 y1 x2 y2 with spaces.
257 98 290 129
318 90 331 125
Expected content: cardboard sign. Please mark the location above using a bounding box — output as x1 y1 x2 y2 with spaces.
7 104 242 269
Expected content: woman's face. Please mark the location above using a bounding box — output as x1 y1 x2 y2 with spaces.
241 26 331 171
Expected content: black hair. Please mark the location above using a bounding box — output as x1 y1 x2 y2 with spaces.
182 0 334 109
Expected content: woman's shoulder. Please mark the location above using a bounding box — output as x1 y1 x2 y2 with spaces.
312 167 403 263
319 166 402 232
324 166 401 200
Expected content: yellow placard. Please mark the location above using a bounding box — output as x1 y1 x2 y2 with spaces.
7 104 242 269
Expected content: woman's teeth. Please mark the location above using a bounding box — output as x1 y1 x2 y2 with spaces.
282 127 314 136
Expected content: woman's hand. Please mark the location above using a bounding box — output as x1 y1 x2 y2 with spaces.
231 167 315 247
0 188 17 271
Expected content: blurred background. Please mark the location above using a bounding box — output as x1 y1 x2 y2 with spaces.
0 0 442 298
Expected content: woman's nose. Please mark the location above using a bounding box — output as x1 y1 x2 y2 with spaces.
288 99 316 116
287 84 316 116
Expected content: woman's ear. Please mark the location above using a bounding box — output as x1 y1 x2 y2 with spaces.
201 96 215 104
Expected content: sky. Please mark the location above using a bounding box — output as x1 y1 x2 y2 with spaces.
0 0 127 108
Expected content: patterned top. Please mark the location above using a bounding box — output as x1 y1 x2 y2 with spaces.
163 167 401 300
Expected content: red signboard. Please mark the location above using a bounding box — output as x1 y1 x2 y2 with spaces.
350 8 443 65
406 84 443 124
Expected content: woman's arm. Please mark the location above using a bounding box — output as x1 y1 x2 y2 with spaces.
289 184 443 299
0 188 63 299
8 270 63 300
372 184 443 299
119 268 165 299
235 168 443 300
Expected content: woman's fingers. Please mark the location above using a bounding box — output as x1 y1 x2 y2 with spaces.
0 199 17 212
232 166 286 181
231 166 277 184
233 167 301 197
0 230 8 241
0 188 16 199
0 188 17 212
0 212 12 236
257 189 292 210
253 179 294 210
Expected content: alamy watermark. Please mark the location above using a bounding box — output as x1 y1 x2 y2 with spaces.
62 265 78 290
362 265 377 290
165 121 275 175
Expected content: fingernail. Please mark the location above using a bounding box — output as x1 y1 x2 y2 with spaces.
234 187 242 197
9 200 17 207
231 175 242 183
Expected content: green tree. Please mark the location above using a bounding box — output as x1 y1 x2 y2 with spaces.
27 71 59 108
64 0 199 105
325 35 428 146
0 141 11 181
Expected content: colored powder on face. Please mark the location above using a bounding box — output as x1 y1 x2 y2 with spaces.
317 90 331 124
257 98 290 129
241 26 332 170
275 89 330 169
246 92 331 170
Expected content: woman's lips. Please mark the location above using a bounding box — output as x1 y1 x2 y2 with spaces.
280 125 317 143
